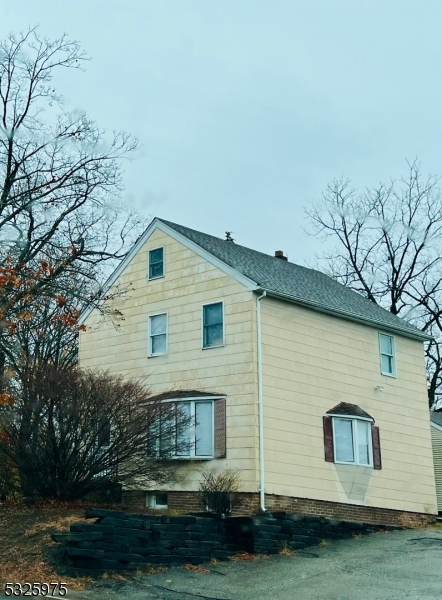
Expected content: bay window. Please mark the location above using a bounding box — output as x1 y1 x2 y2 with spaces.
332 417 372 466
147 396 226 460
323 402 382 470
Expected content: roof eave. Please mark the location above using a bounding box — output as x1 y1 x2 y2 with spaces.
431 420 442 433
257 289 432 343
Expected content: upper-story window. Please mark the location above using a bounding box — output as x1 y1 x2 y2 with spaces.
149 313 167 356
379 333 395 377
149 247 164 280
202 302 224 348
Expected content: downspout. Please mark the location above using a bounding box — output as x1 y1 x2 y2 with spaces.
256 290 267 512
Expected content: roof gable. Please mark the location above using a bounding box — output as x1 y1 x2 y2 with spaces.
79 218 257 324
80 217 430 342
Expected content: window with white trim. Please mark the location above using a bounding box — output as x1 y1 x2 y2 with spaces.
149 313 167 356
176 401 214 458
379 333 395 376
332 417 372 466
148 247 164 279
202 302 224 348
151 400 214 459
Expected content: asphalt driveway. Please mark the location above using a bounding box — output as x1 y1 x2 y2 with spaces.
65 526 442 600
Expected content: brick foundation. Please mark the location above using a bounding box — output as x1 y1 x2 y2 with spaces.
121 490 435 527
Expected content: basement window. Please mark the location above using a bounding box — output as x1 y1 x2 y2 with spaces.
146 492 168 509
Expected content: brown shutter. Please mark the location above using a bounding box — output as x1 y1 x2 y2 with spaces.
372 425 382 470
214 398 226 458
323 416 334 462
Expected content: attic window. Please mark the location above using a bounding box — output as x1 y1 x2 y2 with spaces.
149 247 164 280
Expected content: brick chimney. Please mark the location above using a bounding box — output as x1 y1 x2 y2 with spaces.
274 250 287 261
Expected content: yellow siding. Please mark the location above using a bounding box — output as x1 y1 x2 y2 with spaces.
261 296 437 515
79 228 258 493
80 224 436 515
431 425 442 512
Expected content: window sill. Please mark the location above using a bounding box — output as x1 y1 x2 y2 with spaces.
380 371 396 378
173 455 214 461
202 344 225 350
148 275 165 281
334 460 373 467
148 353 167 358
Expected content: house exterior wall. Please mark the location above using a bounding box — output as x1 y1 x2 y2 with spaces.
260 296 437 516
79 227 259 494
430 424 442 512
79 224 436 518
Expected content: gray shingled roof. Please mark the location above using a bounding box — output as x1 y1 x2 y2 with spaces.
160 218 429 341
430 412 442 428
326 402 374 421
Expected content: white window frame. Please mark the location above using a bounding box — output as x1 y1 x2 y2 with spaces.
330 415 373 467
201 300 225 349
379 332 396 377
148 312 168 357
146 491 168 509
148 246 165 280
161 398 216 459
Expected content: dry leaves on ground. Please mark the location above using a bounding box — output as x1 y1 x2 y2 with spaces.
229 552 257 561
180 564 210 574
0 501 109 590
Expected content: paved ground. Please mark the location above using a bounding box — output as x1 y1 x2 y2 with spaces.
62 526 442 599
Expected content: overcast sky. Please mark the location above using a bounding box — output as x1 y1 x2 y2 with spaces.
3 1 442 264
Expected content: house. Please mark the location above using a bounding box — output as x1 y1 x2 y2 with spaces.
430 412 442 513
79 218 437 526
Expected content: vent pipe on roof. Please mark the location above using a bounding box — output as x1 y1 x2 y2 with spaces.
274 250 287 261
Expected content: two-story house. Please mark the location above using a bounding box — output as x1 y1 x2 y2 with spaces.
79 218 437 526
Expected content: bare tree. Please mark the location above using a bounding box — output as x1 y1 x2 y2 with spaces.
0 366 193 501
0 28 148 387
305 160 442 408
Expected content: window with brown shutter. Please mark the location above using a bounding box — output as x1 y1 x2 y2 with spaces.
148 397 226 460
323 409 382 470
323 416 334 462
372 426 382 470
214 398 226 459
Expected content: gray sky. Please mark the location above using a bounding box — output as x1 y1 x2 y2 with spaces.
3 1 442 263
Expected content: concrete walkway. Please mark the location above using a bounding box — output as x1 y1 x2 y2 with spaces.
64 526 442 600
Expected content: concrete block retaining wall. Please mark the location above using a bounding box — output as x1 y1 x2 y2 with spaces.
53 508 401 571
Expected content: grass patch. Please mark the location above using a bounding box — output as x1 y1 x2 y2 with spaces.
318 539 328 547
278 542 296 556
